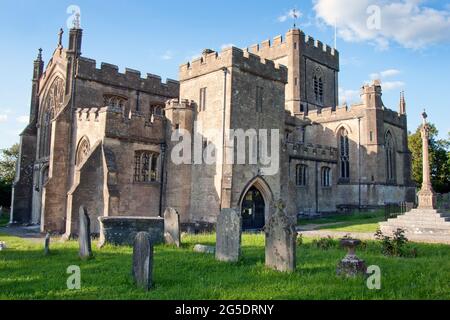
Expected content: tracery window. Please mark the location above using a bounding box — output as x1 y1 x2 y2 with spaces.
385 132 396 182
313 67 324 104
39 77 65 159
149 105 165 120
339 128 350 181
104 95 128 115
134 151 159 183
321 167 332 187
76 137 90 166
296 164 307 186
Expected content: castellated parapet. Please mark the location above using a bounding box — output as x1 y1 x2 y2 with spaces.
286 141 338 163
77 57 179 98
179 47 288 83
76 105 164 143
165 98 195 111
247 29 339 71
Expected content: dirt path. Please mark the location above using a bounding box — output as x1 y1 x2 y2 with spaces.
297 222 345 231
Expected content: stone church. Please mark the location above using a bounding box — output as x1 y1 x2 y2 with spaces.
11 27 415 235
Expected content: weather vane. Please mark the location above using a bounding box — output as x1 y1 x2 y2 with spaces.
293 8 299 28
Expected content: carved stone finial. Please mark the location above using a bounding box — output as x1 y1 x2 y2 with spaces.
37 48 43 60
73 12 81 29
58 28 64 47
422 109 428 120
399 91 406 115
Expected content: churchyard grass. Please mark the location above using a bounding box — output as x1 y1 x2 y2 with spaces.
299 211 385 233
0 232 449 300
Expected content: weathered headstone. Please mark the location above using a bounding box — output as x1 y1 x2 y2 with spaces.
216 208 241 262
164 208 181 247
0 241 6 251
193 244 215 254
44 233 51 256
79 206 93 259
264 200 297 273
336 238 366 277
132 232 153 291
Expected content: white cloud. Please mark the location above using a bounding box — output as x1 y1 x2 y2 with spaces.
0 114 7 123
16 116 29 124
382 81 405 91
368 69 404 91
370 69 401 80
278 9 302 22
313 0 450 50
380 69 401 78
339 88 360 105
161 50 174 60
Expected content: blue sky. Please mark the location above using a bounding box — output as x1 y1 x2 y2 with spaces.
0 0 449 150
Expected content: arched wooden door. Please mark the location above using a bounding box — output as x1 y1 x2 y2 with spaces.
241 186 265 230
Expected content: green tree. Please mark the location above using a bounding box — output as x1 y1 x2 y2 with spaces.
0 143 19 185
0 143 19 207
408 125 450 193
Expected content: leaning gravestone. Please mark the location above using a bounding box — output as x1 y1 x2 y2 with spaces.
44 233 51 256
132 232 153 291
216 208 241 262
79 206 93 260
264 200 297 273
164 208 181 247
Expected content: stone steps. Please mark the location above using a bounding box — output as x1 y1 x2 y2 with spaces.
388 216 450 224
380 209 450 238
380 223 450 234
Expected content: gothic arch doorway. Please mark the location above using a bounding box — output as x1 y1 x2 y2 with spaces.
239 177 273 231
241 186 265 230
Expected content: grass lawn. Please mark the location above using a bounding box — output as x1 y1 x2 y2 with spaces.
299 211 387 233
0 232 449 300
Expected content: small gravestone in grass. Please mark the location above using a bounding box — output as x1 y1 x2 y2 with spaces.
164 207 181 247
336 238 366 277
193 244 215 254
132 232 153 291
44 233 51 256
79 206 93 260
264 200 297 273
216 208 241 262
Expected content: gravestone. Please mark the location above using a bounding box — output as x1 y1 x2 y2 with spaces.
193 244 215 254
132 232 153 291
79 206 93 259
336 238 366 277
0 241 6 251
164 208 181 247
216 208 241 262
44 233 51 256
264 200 297 273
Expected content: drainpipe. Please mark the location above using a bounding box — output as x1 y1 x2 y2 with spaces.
357 117 362 209
220 67 228 210
159 143 166 217
315 161 319 213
